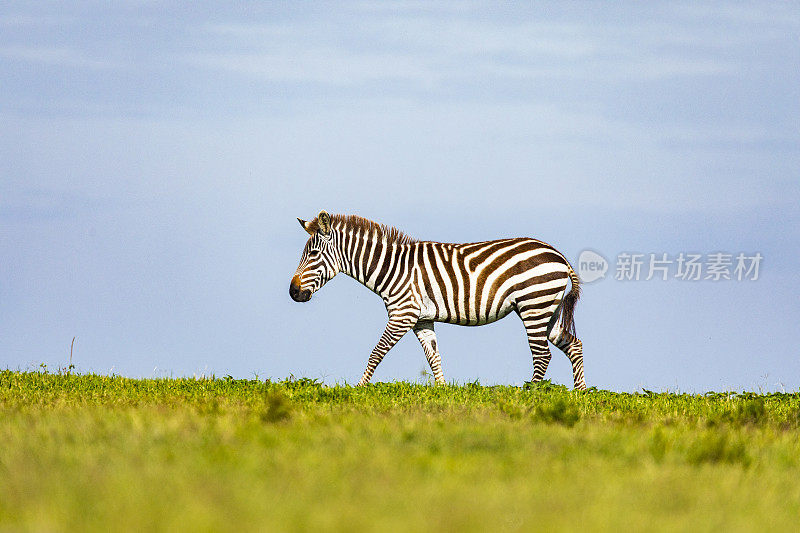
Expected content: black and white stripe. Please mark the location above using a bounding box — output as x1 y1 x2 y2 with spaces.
290 211 586 389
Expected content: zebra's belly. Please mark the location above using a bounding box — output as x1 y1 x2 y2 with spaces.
420 296 516 326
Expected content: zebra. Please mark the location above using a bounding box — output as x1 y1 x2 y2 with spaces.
289 211 586 389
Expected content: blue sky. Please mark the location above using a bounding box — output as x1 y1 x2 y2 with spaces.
1 2 798 391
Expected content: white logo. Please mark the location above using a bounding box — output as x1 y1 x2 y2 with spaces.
577 250 608 283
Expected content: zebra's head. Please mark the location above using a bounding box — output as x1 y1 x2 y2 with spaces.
290 210 340 303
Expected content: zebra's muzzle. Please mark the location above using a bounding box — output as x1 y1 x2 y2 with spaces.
289 278 311 302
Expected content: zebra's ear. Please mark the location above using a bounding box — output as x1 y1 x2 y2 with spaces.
298 218 314 235
317 210 331 235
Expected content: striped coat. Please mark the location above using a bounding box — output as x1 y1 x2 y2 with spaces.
290 211 585 389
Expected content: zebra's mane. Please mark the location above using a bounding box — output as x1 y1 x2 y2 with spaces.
313 214 416 245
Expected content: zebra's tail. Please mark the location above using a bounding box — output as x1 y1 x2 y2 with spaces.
560 261 581 336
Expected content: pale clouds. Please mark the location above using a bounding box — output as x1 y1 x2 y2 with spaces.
188 15 741 87
0 45 118 69
185 49 437 86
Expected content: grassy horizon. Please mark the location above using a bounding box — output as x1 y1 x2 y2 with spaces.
1 370 799 531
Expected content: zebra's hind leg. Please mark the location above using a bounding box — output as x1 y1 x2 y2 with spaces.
532 352 552 382
548 323 586 390
413 320 445 385
518 311 553 384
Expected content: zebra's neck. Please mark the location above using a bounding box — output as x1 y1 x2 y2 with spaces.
335 227 413 298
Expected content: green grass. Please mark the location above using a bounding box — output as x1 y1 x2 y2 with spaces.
1 370 800 531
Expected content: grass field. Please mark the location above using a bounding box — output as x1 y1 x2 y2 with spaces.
1 370 799 532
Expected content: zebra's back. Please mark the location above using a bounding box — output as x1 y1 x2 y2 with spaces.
413 238 571 326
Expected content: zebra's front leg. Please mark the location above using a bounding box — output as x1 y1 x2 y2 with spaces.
357 315 416 386
413 320 445 385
